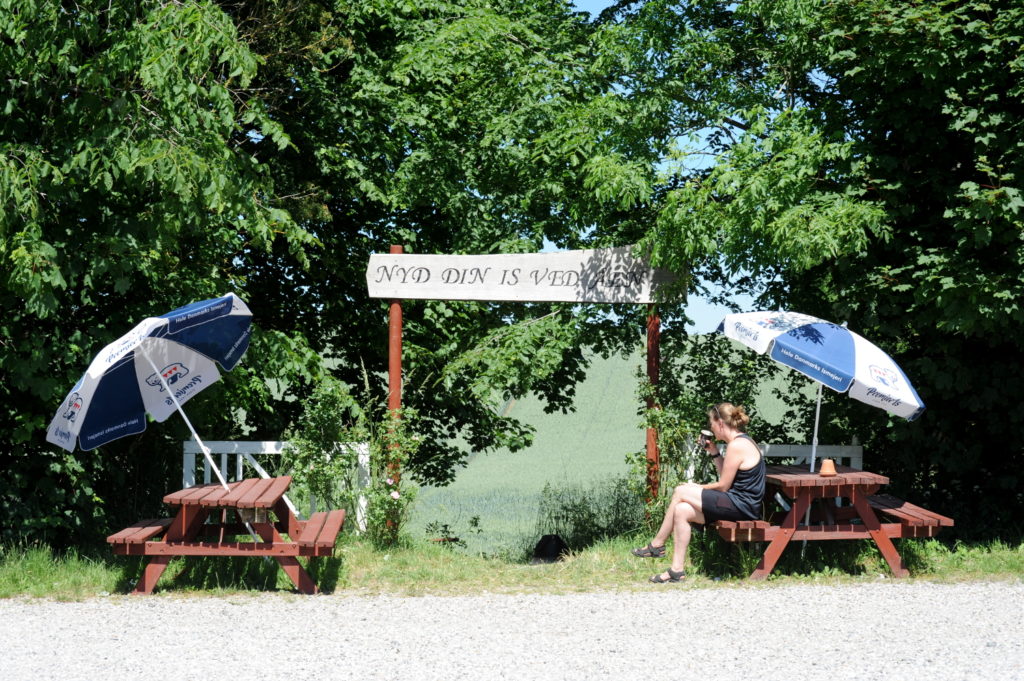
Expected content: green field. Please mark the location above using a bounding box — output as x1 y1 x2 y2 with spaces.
408 351 647 556
405 338 832 557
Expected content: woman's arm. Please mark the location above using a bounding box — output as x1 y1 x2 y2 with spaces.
703 451 739 491
701 440 725 486
702 438 757 492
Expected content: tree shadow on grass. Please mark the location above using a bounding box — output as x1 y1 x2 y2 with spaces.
113 554 344 594
306 555 343 592
691 531 951 580
110 555 148 592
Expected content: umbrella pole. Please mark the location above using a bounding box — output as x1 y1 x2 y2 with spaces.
139 350 269 548
139 351 229 491
802 383 824 555
809 383 822 473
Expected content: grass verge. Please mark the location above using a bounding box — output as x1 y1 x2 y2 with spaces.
1 534 1021 601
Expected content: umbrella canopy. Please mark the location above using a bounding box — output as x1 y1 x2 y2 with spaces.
717 310 924 469
46 293 251 454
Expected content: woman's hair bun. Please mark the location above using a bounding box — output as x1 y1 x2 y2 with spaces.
713 402 750 430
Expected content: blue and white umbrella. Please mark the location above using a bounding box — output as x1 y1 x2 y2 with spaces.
718 310 924 470
46 293 252 487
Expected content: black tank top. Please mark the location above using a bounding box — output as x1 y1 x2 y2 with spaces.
726 434 766 519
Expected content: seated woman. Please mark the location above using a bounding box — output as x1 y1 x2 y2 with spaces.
632 402 765 583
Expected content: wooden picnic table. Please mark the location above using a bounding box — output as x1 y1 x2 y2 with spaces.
108 475 345 594
713 463 953 579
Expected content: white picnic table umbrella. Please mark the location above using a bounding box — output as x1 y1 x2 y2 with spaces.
717 310 925 471
46 293 254 489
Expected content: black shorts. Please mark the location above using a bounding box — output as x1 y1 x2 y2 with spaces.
701 489 752 523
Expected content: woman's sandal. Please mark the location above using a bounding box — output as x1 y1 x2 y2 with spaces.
631 543 666 558
649 568 686 583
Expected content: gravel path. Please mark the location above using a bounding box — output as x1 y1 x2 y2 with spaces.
2 580 1021 681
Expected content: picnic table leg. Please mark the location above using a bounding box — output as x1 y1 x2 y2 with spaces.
851 490 909 578
749 491 812 580
276 557 318 595
132 557 174 594
131 505 209 595
273 498 304 539
251 518 319 594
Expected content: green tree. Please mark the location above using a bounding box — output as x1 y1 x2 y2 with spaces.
223 0 882 490
9 0 957 548
748 0 1024 535
558 1 890 471
1 0 675 543
0 0 315 543
221 0 672 483
614 0 1023 535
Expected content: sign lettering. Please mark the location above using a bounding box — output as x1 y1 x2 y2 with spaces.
365 246 677 303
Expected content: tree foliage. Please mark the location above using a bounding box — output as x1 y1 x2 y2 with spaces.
4 0 1020 545
0 0 665 543
0 0 316 543
752 0 1024 535
625 0 1024 536
220 0 665 483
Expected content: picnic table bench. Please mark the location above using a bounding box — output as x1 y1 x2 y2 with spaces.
712 463 953 579
108 475 345 594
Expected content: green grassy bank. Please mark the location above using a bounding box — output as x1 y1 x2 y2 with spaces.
1 534 1021 600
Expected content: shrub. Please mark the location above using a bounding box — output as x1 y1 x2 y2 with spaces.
282 376 418 547
533 477 646 552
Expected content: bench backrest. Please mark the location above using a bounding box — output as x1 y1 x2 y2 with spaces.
182 440 289 487
759 444 863 470
181 440 370 531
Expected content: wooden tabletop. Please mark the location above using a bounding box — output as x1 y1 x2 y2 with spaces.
765 463 888 488
162 475 293 509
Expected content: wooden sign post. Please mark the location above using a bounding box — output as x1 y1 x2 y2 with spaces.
367 245 677 501
387 245 403 489
646 309 660 502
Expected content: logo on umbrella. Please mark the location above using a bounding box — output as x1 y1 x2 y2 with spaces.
62 393 84 422
869 364 900 388
732 322 760 342
758 314 805 332
146 363 190 391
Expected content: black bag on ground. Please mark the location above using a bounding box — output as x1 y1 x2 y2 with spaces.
531 534 569 563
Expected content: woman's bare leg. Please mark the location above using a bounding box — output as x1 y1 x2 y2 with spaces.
650 485 689 547
655 484 706 580
677 482 705 516
670 502 693 572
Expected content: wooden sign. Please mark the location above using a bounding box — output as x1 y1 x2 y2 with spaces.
365 246 677 303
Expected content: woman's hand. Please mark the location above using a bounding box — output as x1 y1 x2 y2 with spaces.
699 430 717 455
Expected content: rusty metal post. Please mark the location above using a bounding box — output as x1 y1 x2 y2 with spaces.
387 245 404 486
645 306 661 503
388 245 403 415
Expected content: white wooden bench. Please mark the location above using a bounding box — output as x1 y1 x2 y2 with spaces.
759 443 863 470
182 440 370 531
